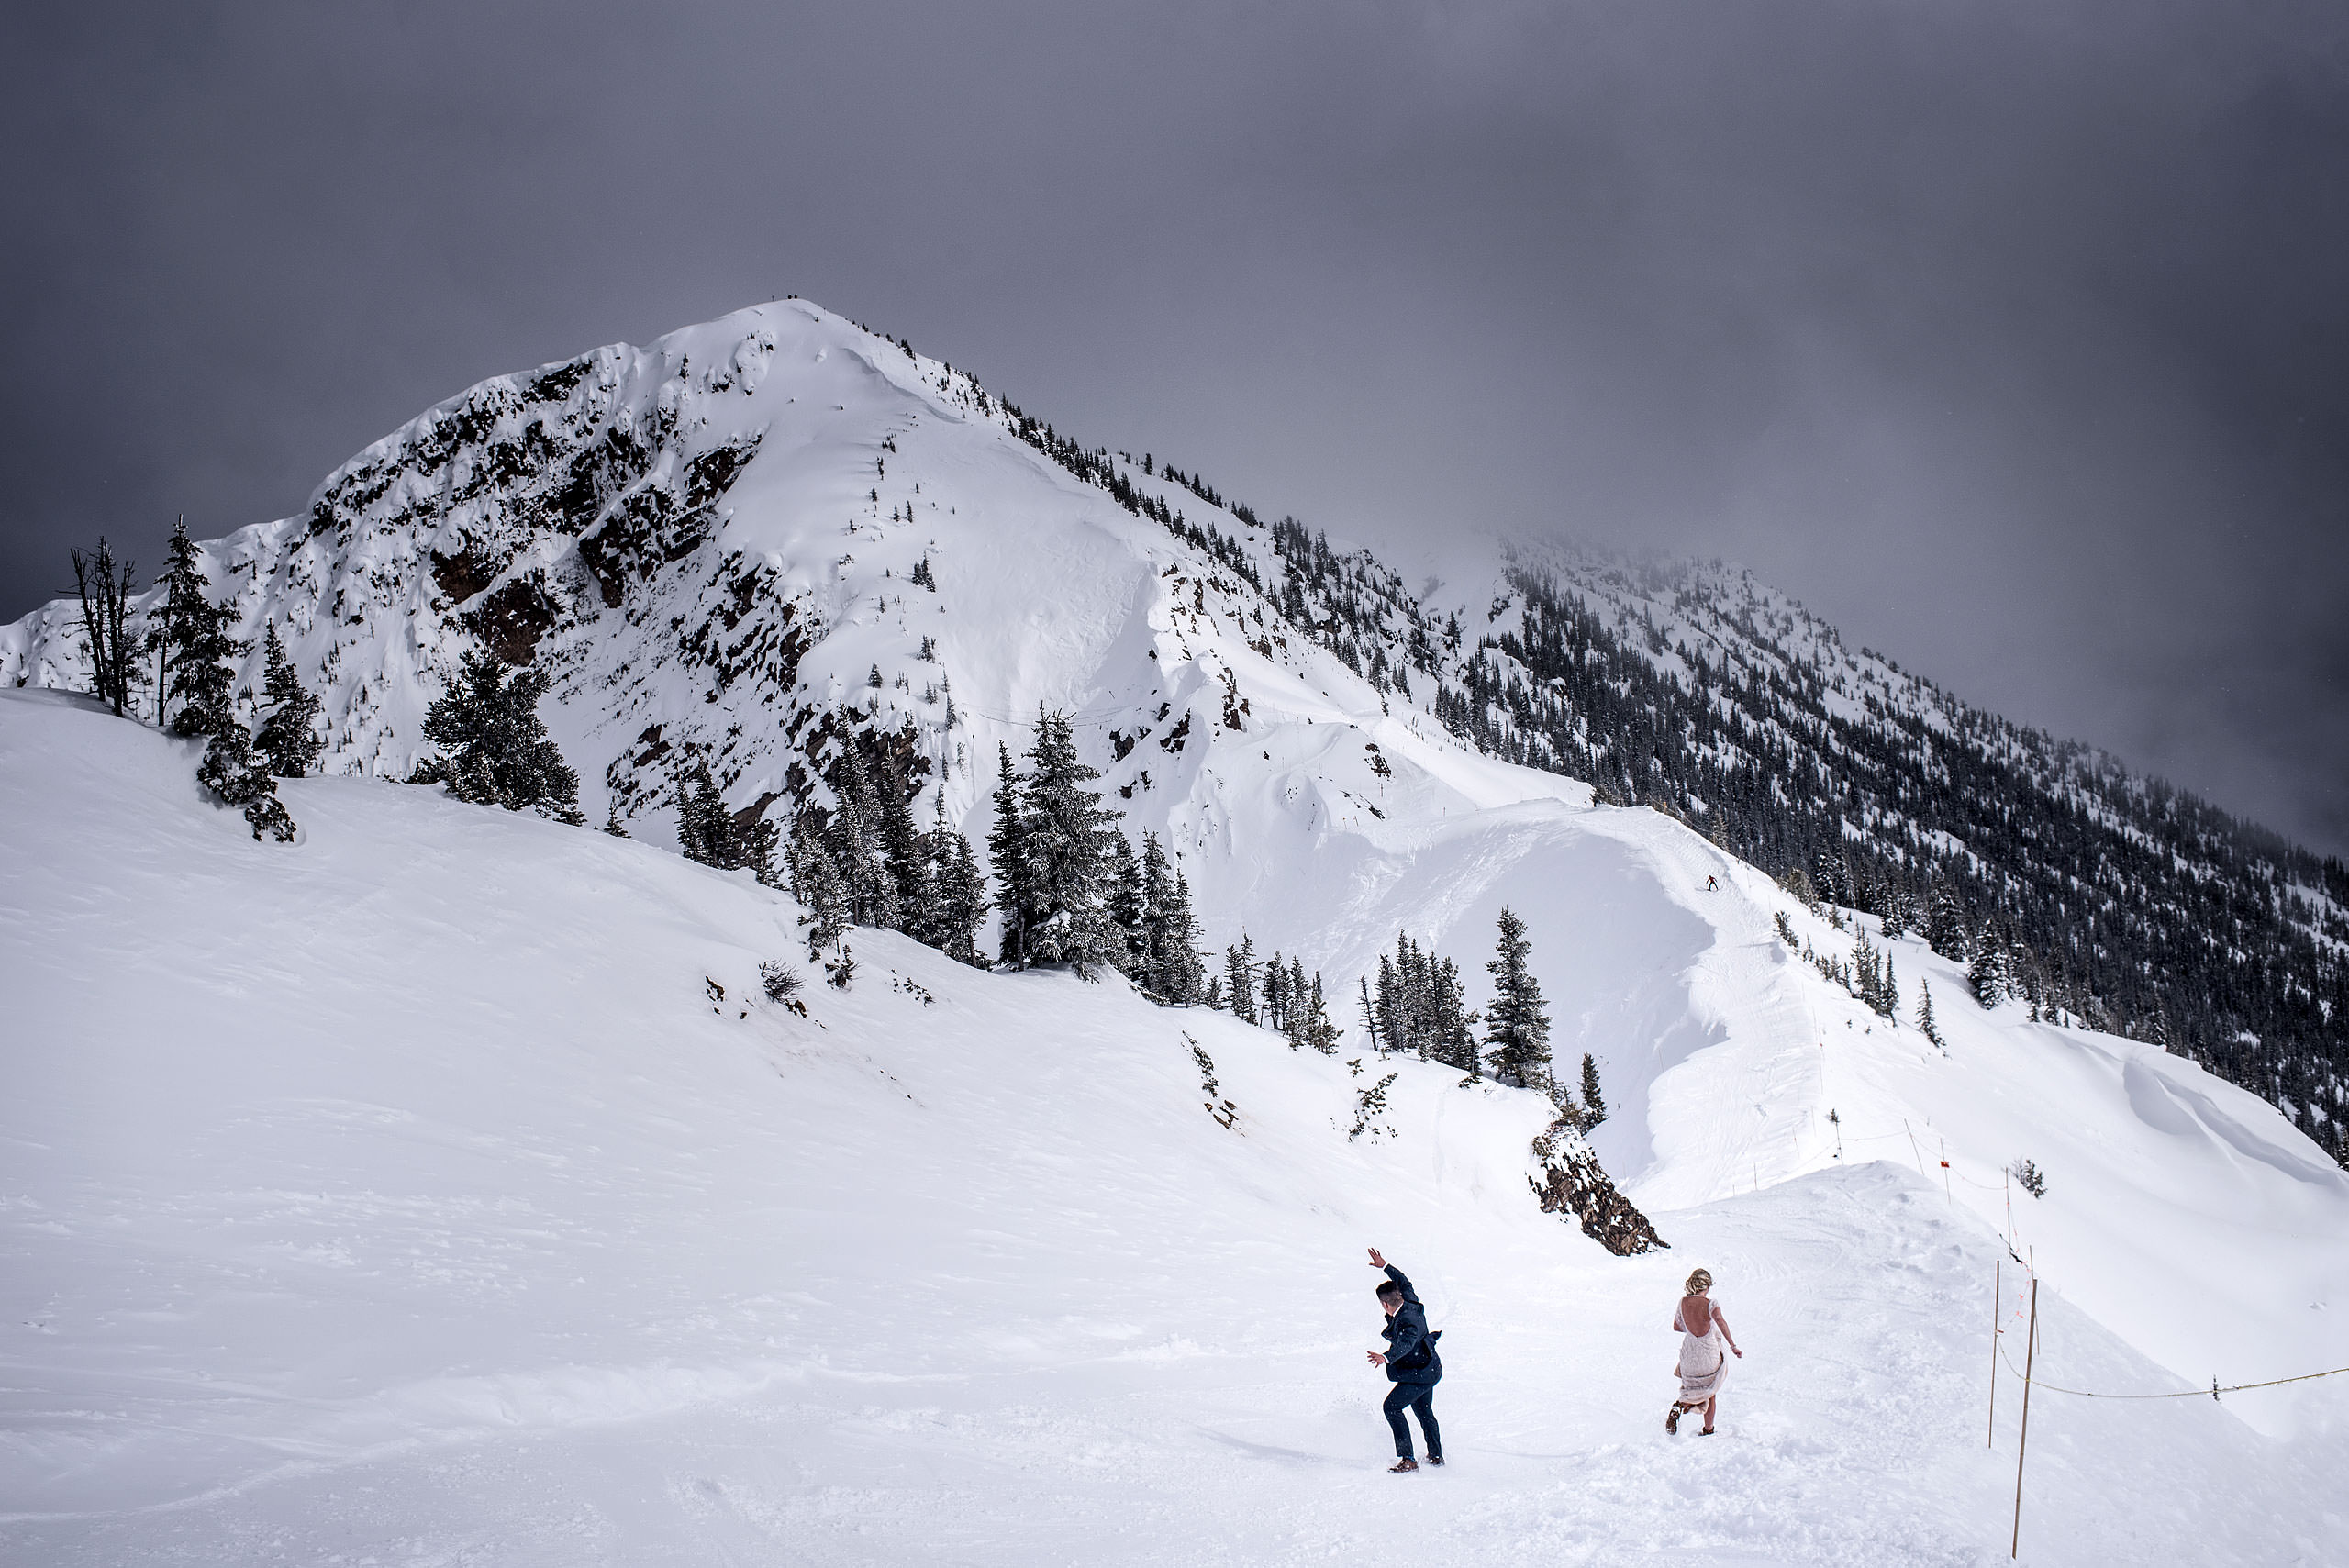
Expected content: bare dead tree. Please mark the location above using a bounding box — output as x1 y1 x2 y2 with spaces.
67 538 139 717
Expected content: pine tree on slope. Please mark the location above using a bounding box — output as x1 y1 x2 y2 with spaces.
143 529 295 840
1925 881 1972 961
1264 953 1292 1033
988 743 1030 967
874 748 929 918
1107 831 1146 973
251 623 325 777
831 746 903 931
788 814 852 952
416 651 584 823
196 718 297 842
1431 953 1479 1077
1579 1052 1608 1128
677 758 732 868
1224 937 1260 1024
925 798 991 968
674 757 776 881
1968 939 2008 1010
1917 981 1946 1051
1131 832 1173 995
149 524 239 739
1148 853 1207 1004
1483 907 1553 1091
1016 711 1122 969
1289 973 1341 1055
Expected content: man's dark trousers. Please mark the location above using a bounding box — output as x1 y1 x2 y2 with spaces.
1383 1380 1441 1461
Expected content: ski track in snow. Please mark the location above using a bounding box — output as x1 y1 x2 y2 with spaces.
4 692 2347 1563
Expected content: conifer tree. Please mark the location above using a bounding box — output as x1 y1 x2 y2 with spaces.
1917 981 1946 1051
1224 937 1259 1024
1579 1052 1608 1128
1290 973 1341 1055
149 523 239 738
1264 952 1292 1033
924 798 991 967
1137 835 1206 1002
787 814 852 952
251 623 325 776
417 651 584 822
1131 831 1172 993
988 743 1030 966
1925 882 1972 961
874 748 929 917
842 748 900 927
677 758 732 867
1968 938 2008 1009
1375 946 1405 1054
1016 713 1122 968
139 525 295 840
603 803 629 837
1107 831 1147 973
1483 907 1553 1090
196 718 297 842
1161 869 1208 1003
1431 954 1479 1077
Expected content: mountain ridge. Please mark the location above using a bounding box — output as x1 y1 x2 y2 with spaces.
3 297 2342 1152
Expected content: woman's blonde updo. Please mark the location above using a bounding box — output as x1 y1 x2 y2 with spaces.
1684 1268 1714 1296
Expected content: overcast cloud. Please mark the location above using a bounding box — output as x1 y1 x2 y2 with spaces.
5 1 2343 853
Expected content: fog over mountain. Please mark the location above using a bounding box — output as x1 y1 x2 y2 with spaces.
4 1 2343 852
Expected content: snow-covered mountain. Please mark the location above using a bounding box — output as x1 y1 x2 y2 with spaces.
6 299 2339 1146
5 301 2348 1562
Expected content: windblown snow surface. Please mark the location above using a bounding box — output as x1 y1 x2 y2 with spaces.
6 688 2346 1566
4 299 2347 1563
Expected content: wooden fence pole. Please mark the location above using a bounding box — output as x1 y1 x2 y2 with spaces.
2011 1274 2039 1559
1987 1257 2000 1448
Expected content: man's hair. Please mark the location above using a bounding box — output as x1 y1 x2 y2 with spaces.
1375 1280 1405 1302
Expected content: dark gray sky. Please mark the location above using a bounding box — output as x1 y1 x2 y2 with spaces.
6 1 2345 855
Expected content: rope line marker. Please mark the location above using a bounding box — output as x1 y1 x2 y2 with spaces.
1996 1345 2349 1399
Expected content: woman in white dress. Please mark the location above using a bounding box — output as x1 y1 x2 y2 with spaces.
1666 1267 1742 1435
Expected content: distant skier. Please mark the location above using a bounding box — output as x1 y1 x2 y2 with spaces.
1705 874 1719 893
1666 1266 1742 1435
1364 1247 1443 1472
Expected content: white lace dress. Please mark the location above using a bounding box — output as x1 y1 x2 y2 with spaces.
1674 1296 1731 1406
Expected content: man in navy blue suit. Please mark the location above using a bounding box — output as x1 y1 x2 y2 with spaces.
1364 1247 1443 1473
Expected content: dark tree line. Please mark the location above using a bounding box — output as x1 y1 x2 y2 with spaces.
985 713 1208 999
1209 936 1338 1052
785 727 988 966
1446 570 2347 1157
1365 931 1478 1073
775 707 1204 997
77 522 306 842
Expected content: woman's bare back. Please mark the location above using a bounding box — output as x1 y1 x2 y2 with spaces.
1676 1295 1713 1337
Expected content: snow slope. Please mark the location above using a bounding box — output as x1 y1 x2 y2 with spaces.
5 297 2347 1560
6 690 2349 1565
